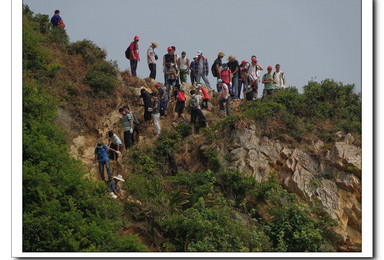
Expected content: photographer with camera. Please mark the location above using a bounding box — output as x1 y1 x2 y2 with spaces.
147 42 159 80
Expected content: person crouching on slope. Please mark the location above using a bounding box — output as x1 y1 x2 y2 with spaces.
196 83 211 111
108 175 125 199
189 90 207 133
93 142 120 183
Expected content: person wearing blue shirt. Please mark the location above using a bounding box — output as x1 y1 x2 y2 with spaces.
50 10 62 27
93 142 120 183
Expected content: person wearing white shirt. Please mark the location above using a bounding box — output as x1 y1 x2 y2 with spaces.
273 64 286 89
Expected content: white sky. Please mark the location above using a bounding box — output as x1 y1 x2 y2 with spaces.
23 0 362 93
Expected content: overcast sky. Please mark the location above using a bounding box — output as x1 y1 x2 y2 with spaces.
23 0 361 94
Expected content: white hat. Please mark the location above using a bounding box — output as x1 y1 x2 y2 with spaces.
113 174 125 182
197 50 202 55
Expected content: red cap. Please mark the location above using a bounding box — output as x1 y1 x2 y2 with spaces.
241 60 247 64
167 46 172 51
267 65 273 70
134 35 139 40
251 57 257 62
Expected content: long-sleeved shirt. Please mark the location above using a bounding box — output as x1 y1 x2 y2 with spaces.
218 83 230 99
192 56 209 76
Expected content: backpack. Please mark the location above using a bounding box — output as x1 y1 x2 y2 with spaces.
125 45 131 60
189 95 199 109
211 63 218 77
177 91 186 102
130 112 139 126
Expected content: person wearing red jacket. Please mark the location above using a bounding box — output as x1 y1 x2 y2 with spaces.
196 83 211 111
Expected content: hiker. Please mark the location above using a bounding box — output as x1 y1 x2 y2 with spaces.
129 35 140 76
212 52 225 80
242 69 256 101
165 62 179 97
238 60 249 99
140 88 153 127
108 175 125 199
177 51 190 84
147 42 159 79
189 90 207 131
50 10 63 27
119 107 135 150
173 85 186 122
196 83 210 111
217 79 231 117
107 130 122 161
163 47 177 83
123 105 139 144
262 65 277 99
190 56 198 85
152 92 161 136
219 64 232 92
227 55 240 100
273 64 286 89
193 51 210 88
248 56 263 99
155 82 166 118
93 142 120 183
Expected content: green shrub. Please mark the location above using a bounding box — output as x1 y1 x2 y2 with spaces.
69 39 106 64
175 122 192 138
84 61 117 94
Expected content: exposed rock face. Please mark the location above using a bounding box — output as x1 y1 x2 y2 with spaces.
218 126 362 250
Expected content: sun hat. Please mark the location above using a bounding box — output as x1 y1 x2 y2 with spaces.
97 141 103 148
134 35 139 40
227 55 235 61
152 42 158 47
113 175 125 182
251 57 257 62
197 50 202 55
218 52 225 57
217 79 223 83
267 65 273 70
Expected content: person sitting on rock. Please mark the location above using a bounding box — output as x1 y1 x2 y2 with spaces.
108 174 125 199
107 130 122 161
93 142 120 183
196 83 211 111
50 10 62 27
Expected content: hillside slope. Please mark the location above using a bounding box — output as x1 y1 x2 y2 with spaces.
22 6 362 252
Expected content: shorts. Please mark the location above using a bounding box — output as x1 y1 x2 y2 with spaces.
175 101 185 114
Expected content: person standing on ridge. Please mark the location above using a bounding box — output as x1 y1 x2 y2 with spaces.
238 60 250 99
107 130 122 161
242 69 256 101
177 51 190 84
119 107 135 150
147 42 158 79
273 64 286 89
173 85 186 123
248 56 263 99
93 142 120 183
140 88 153 127
219 64 232 92
190 56 198 85
155 82 166 118
123 105 139 144
152 92 161 136
212 52 225 80
164 62 179 97
227 55 240 100
129 35 140 76
196 83 211 111
50 10 63 27
189 90 207 132
217 79 231 117
163 47 177 83
262 65 277 99
193 51 211 88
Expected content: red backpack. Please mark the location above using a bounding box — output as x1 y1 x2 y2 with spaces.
177 91 186 102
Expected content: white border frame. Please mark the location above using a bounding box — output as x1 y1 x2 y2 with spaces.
12 0 373 258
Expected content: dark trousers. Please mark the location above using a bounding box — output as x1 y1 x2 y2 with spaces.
109 143 122 160
149 63 156 79
202 99 209 109
190 108 207 127
246 91 254 101
191 72 196 85
124 130 133 150
99 160 111 181
130 60 138 76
